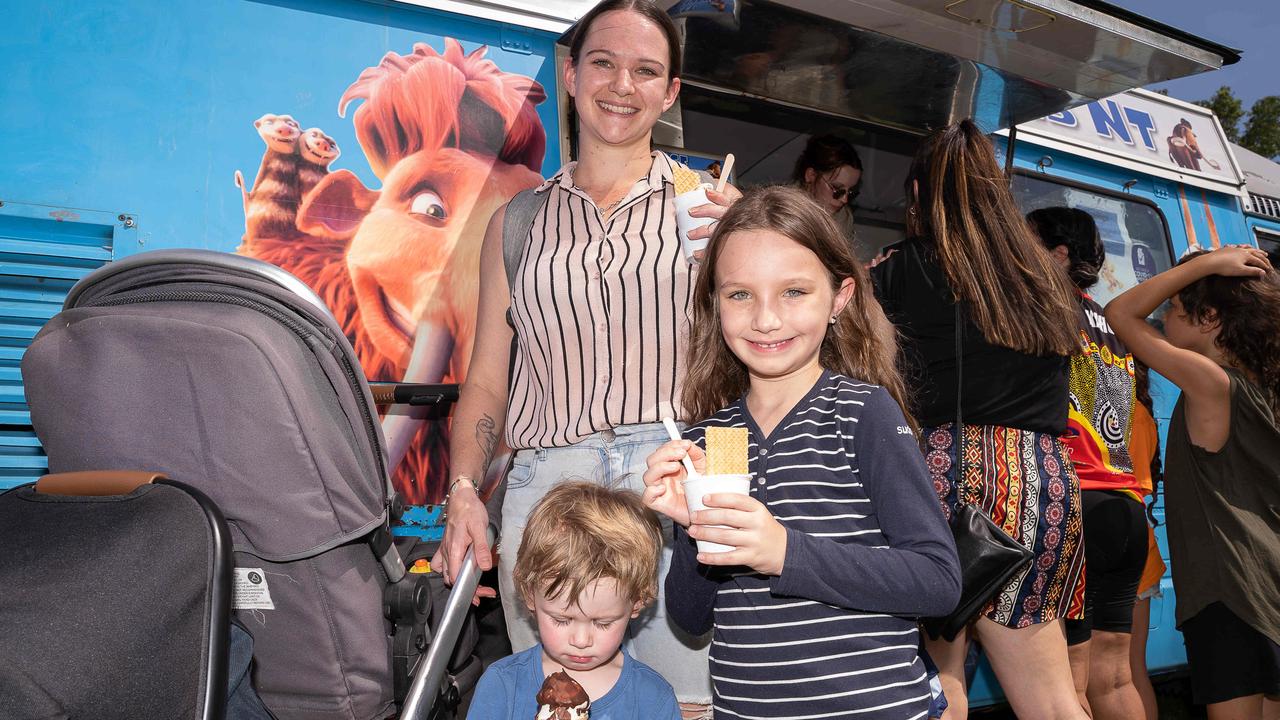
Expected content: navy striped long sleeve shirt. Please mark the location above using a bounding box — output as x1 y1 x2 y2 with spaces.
667 371 961 719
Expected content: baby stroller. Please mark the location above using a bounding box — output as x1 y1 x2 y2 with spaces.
0 470 238 720
19 249 488 720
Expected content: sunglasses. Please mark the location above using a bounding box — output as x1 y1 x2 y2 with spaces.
819 173 860 203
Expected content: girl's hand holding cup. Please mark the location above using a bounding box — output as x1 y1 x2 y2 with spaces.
643 439 705 527
689 493 788 576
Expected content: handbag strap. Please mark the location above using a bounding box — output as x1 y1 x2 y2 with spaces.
954 302 970 507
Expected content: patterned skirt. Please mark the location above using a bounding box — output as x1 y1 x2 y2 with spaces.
922 423 1086 628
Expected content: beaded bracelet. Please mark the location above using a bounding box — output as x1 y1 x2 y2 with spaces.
442 475 479 517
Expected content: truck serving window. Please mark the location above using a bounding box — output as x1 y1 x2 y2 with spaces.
1012 172 1174 308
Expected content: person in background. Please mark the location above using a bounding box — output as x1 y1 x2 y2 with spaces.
468 482 680 719
1029 207 1148 720
1128 360 1166 720
434 2 739 717
1105 246 1280 720
644 185 959 719
872 120 1087 720
792 134 871 261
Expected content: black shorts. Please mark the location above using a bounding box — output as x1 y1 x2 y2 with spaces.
1182 602 1280 705
1064 490 1148 646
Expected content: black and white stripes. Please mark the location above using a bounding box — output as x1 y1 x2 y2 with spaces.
506 152 694 449
666 372 962 719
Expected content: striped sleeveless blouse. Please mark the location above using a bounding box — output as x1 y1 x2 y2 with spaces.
506 152 694 449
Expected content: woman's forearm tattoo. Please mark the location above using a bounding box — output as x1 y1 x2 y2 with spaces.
476 414 499 467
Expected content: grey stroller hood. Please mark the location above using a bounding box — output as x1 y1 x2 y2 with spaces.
23 250 392 562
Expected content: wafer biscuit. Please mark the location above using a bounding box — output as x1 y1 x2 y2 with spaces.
705 426 749 475
672 164 704 195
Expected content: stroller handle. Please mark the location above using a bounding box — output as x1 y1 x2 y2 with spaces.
369 382 460 407
399 524 497 720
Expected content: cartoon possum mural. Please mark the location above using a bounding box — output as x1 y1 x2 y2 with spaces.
236 39 547 504
236 115 342 238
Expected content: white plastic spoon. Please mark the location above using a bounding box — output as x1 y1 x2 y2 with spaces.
661 417 698 478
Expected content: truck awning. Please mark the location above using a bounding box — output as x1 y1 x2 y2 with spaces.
660 0 1240 135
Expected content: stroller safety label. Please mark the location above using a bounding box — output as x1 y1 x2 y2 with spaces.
233 568 276 610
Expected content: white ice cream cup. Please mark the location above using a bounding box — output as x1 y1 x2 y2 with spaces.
682 473 752 553
673 183 716 262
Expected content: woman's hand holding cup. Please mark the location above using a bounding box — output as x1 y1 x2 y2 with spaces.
686 184 743 238
688 184 743 227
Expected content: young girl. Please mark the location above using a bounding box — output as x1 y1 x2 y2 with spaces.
643 186 961 719
1104 246 1280 720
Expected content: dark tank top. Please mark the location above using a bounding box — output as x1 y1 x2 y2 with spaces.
1165 367 1280 644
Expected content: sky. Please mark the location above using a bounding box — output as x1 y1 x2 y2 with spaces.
1114 0 1277 112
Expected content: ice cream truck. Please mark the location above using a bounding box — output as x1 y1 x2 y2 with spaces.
0 0 1257 710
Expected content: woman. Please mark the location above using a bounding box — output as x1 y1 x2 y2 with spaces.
793 134 862 215
434 1 736 714
871 120 1088 719
792 134 867 258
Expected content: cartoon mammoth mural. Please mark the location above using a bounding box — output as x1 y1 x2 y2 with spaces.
236 39 547 504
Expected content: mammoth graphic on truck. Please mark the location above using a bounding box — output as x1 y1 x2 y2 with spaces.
235 39 546 504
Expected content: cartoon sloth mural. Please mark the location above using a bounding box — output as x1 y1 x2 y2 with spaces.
237 39 547 504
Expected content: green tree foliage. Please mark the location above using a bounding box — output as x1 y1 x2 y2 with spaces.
1242 96 1280 160
1196 86 1243 143
1194 86 1280 160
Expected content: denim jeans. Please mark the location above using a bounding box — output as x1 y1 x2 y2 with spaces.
498 422 713 703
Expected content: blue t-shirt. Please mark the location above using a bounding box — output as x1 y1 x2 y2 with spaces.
467 644 680 720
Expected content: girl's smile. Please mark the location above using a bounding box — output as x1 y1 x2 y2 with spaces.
596 100 639 116
747 337 795 352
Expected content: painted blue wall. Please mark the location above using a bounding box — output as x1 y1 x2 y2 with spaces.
0 0 562 256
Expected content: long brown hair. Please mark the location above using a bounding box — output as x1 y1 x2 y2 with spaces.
906 120 1078 356
682 186 913 425
1176 250 1280 414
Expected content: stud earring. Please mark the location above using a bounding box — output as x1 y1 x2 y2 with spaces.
829 315 837 325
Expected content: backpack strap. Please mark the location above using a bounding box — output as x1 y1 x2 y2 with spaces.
502 188 546 293
501 187 548 389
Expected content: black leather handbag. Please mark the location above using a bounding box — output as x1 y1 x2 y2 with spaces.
922 305 1035 641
